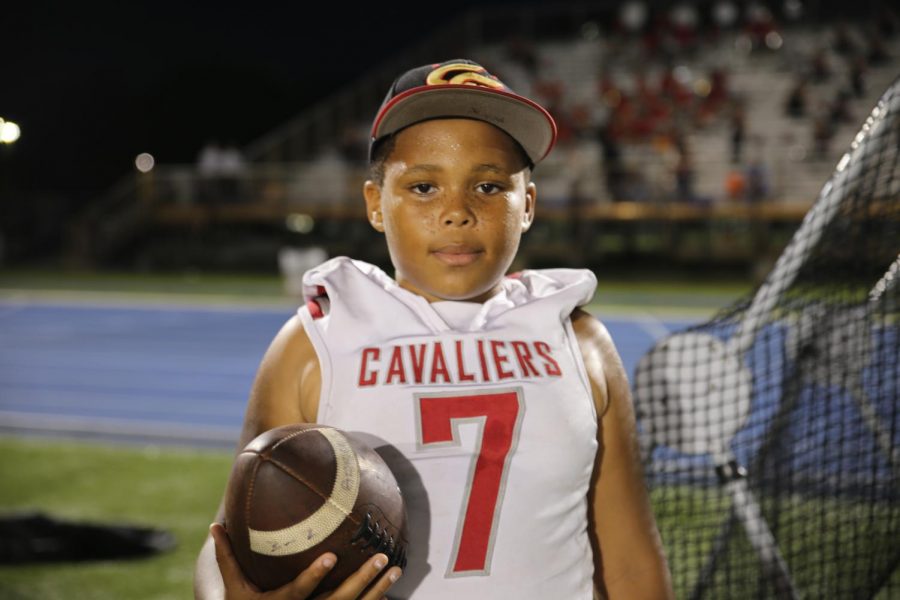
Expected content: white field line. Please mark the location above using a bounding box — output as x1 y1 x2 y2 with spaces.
0 410 239 445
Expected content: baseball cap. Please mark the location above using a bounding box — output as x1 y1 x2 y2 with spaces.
369 59 558 167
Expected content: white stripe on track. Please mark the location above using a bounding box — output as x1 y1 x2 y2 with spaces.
633 312 672 341
0 410 239 445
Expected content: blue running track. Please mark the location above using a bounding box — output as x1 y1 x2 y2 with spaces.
0 300 693 448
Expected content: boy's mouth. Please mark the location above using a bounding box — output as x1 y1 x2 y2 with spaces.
431 244 484 266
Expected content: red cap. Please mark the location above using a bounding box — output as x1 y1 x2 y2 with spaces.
370 59 558 167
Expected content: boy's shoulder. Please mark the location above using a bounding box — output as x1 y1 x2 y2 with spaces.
301 256 387 288
506 266 597 297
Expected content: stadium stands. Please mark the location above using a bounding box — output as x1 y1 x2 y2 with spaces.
70 2 899 272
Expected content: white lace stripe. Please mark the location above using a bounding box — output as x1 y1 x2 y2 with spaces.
248 428 360 556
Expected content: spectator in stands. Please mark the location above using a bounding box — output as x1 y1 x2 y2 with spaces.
785 78 808 118
744 159 771 203
620 169 653 203
812 103 834 160
810 48 832 83
532 80 572 143
745 140 771 203
833 24 858 57
505 35 538 74
548 102 577 145
849 55 867 98
729 99 746 164
866 30 890 66
197 140 225 205
673 135 697 203
668 3 700 54
598 122 626 201
659 65 692 108
706 67 729 108
744 3 777 50
725 169 746 202
198 141 224 176
597 73 623 121
694 66 729 126
639 71 674 136
608 91 636 140
219 143 247 204
338 124 369 164
829 89 853 125
638 14 664 57
876 3 900 38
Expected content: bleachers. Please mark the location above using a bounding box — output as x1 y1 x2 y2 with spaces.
71 3 900 270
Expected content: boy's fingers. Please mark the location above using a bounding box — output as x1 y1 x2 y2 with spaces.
211 527 394 600
210 523 259 593
283 553 337 598
322 553 391 599
359 566 402 600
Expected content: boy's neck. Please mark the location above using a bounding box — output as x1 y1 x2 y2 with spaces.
396 279 503 304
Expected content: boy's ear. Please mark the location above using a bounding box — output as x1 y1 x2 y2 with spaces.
363 180 385 232
521 181 536 232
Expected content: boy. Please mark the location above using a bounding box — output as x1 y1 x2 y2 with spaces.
194 59 673 599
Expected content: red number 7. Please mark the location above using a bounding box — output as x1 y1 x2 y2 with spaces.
415 388 524 576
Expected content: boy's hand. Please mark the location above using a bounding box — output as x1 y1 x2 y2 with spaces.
210 523 402 600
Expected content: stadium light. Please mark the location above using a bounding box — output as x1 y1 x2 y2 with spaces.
0 119 21 144
135 152 155 173
286 213 315 234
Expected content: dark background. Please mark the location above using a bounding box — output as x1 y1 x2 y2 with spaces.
0 0 881 268
0 1 495 201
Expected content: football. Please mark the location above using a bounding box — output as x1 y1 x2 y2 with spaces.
223 423 408 592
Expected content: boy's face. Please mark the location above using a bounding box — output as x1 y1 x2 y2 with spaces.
364 118 536 303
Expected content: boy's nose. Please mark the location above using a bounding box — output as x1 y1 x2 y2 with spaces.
442 210 472 227
440 194 475 227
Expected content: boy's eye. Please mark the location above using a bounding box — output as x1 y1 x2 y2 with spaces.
477 183 502 194
411 183 435 194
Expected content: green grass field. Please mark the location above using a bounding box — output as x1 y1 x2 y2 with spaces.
1 436 896 599
653 484 900 598
0 437 232 600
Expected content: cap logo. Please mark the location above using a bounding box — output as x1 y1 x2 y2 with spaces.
425 63 506 90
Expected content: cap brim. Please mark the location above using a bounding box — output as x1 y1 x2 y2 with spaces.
371 85 557 165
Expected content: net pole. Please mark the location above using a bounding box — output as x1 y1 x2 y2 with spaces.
849 376 900 478
868 252 900 305
850 252 900 477
688 511 736 600
689 449 800 600
728 476 799 599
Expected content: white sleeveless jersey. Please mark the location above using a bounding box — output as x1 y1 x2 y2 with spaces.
296 257 599 599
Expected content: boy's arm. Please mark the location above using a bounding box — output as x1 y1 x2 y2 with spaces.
193 315 401 599
572 309 674 600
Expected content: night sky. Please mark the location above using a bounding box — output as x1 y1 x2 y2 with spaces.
1 1 499 202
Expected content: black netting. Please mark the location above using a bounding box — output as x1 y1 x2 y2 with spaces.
634 79 900 600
